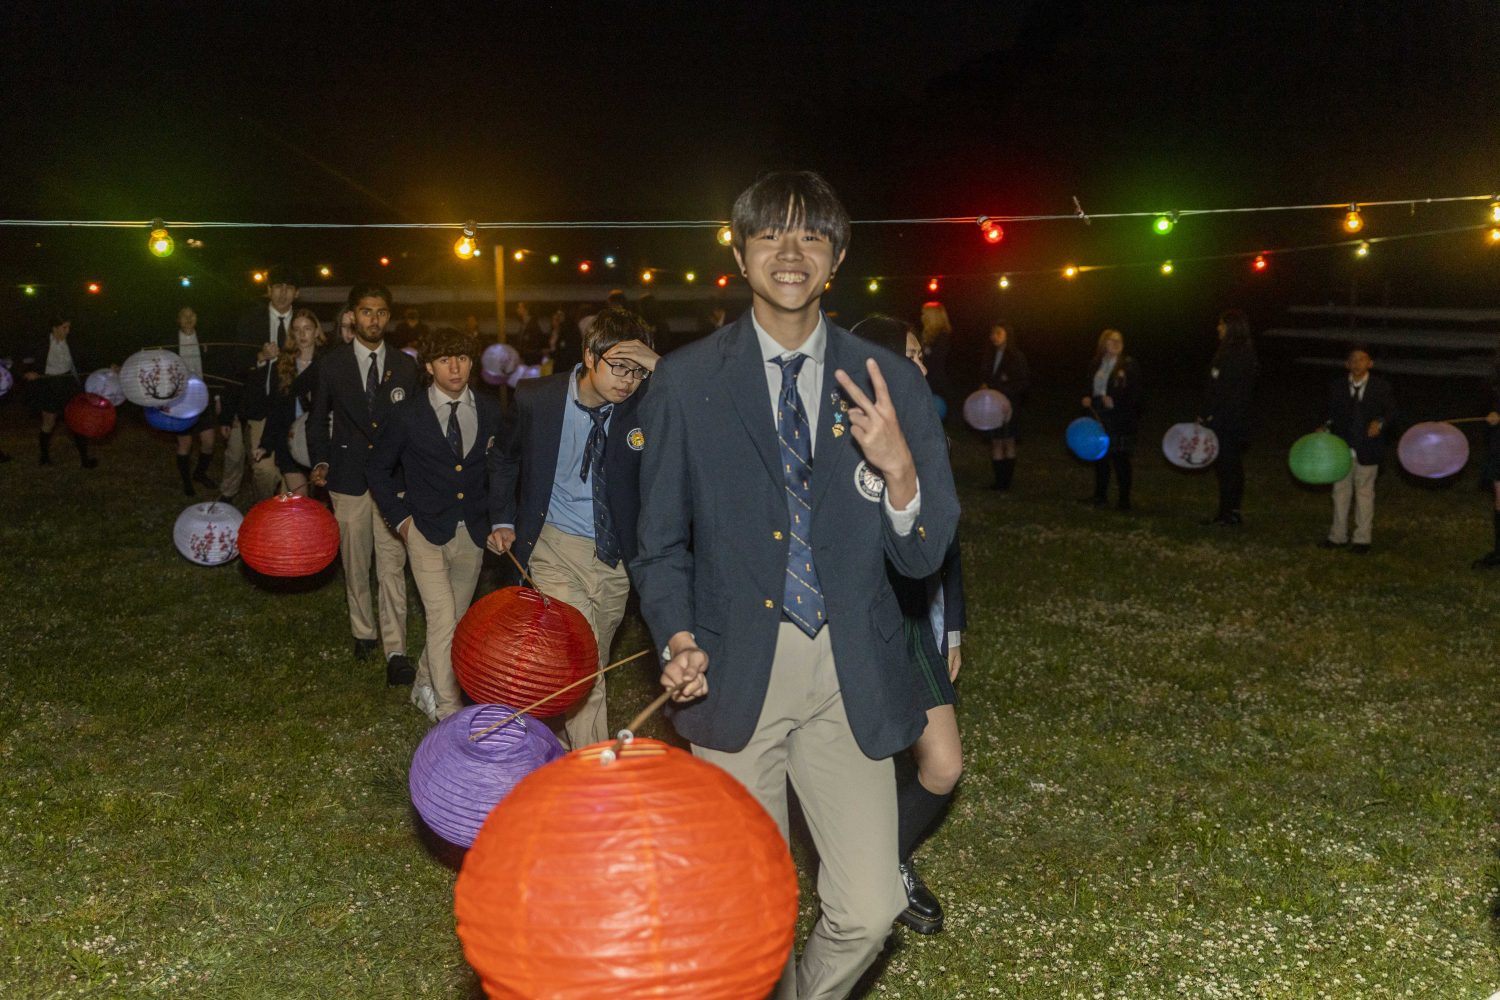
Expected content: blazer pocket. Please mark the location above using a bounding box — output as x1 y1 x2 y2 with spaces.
870 589 902 642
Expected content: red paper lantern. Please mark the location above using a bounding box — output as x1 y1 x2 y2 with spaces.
451 586 597 717
237 494 340 577
63 392 116 439
455 739 797 1000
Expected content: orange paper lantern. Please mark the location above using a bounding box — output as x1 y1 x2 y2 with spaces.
451 586 597 717
455 739 797 1000
237 494 340 577
63 392 116 439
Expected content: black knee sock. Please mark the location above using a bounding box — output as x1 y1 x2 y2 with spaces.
38 430 52 463
1493 509 1500 552
72 432 90 460
998 458 1015 489
991 459 1004 489
194 452 213 477
176 454 193 490
897 774 952 860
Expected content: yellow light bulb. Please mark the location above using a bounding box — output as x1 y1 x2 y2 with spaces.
513 250 524 261
454 221 478 259
1354 241 1371 258
1160 261 1174 275
716 225 733 246
148 221 174 258
319 266 331 278
252 271 265 283
1063 265 1078 279
1488 227 1500 244
1343 205 1363 233
640 270 653 284
867 279 879 293
685 271 696 283
1490 201 1500 223
998 275 1010 290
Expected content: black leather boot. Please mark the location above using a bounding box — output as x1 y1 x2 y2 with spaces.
896 860 943 934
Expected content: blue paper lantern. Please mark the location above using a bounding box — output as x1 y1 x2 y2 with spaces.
144 406 197 434
1066 417 1110 461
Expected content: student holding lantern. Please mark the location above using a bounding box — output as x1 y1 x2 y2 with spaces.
1319 345 1396 554
637 171 960 1000
22 314 98 469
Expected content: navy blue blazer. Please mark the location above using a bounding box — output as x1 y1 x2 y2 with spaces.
307 341 421 496
633 313 961 759
368 389 504 549
486 370 648 569
1325 373 1396 466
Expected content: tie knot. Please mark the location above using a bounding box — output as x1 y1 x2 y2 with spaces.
775 353 808 383
449 400 461 413
575 400 612 426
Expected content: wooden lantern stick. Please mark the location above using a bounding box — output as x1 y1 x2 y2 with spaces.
603 681 690 762
467 648 653 742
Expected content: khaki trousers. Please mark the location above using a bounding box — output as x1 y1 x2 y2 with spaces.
407 526 483 719
220 418 281 500
527 524 630 749
695 622 905 1000
330 490 408 654
1329 453 1379 545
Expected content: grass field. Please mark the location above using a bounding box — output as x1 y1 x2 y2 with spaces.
3 404 1500 999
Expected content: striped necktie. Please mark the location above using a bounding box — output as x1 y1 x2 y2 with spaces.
576 401 620 568
775 354 824 636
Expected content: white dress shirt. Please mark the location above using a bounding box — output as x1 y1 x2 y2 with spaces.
355 342 386 392
177 331 204 376
750 311 920 533
44 335 73 376
429 384 477 455
1349 375 1368 401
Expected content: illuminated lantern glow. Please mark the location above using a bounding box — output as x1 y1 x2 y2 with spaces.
451 586 598 717
867 278 879 293
1066 417 1110 461
1397 421 1470 478
454 739 798 1000
1162 422 1219 469
716 275 729 288
685 271 696 283
86 281 101 294
640 269 654 284
1063 265 1078 279
148 220 174 257
120 349 189 406
144 406 197 434
63 392 116 439
927 277 940 293
506 364 543 388
977 216 1004 244
962 388 1011 431
408 704 565 848
1152 214 1175 235
1253 254 1268 272
1354 241 1371 259
579 260 591 273
481 342 520 378
716 225 734 246
1288 432 1353 484
237 494 341 577
172 500 244 566
998 275 1010 289
161 375 210 421
1342 205 1364 233
1160 261 1174 275
84 369 125 405
454 221 478 259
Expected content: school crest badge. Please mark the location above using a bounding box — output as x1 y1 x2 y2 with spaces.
853 460 884 502
390 387 405 403
627 427 645 451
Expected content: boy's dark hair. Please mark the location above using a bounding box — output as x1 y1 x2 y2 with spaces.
585 307 654 363
418 327 479 369
266 266 298 287
605 289 628 309
1347 343 1374 360
731 170 851 262
347 283 393 310
48 314 70 330
849 313 910 356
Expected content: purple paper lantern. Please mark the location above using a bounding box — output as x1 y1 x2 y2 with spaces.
962 388 1011 431
1397 421 1470 479
84 368 125 406
482 342 520 378
409 703 566 848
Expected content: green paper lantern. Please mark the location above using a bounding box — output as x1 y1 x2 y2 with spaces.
1288 432 1352 485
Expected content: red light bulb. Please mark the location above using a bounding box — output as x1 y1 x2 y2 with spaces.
927 278 940 293
1252 254 1268 272
716 275 729 288
579 261 591 273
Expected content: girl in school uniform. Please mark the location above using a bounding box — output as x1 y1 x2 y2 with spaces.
1080 328 1143 511
980 321 1030 491
255 308 325 496
171 306 220 496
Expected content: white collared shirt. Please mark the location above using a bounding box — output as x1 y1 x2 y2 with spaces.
44 335 73 376
355 342 386 393
428 384 477 456
268 308 292 349
749 311 919 533
1349 375 1368 401
177 331 204 376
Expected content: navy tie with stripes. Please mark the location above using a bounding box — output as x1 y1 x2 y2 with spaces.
774 354 825 636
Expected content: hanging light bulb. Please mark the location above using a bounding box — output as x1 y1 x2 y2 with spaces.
716 275 729 288
318 265 332 278
472 248 481 257
1160 261 1174 275
252 271 266 283
716 225 733 246
148 219 174 257
1342 204 1364 233
977 216 1004 244
1063 265 1078 279
867 278 880 293
1354 241 1371 258
454 221 478 259
685 271 696 283
1489 200 1500 223
579 261 592 274
1252 254 1268 272
22 284 37 296
640 269 654 284
1152 213 1175 235
548 254 560 265
179 275 192 287
927 277 940 293
998 275 1010 290
86 281 101 294
1487 227 1500 244
379 256 390 267
604 255 617 268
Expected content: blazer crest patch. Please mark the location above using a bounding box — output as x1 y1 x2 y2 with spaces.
853 460 884 502
389 387 405 403
626 427 645 451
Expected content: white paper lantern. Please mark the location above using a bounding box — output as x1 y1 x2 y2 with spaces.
173 501 244 566
121 349 189 407
161 375 209 421
1161 422 1219 469
482 342 520 377
84 368 125 406
962 388 1012 431
0 362 11 400
507 364 542 388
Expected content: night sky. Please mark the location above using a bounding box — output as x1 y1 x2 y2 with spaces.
4 2 1498 361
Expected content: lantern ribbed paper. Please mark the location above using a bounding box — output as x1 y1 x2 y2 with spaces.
409 704 565 848
1288 432 1352 485
120 349 189 407
84 368 124 406
962 388 1011 431
238 494 340 576
452 586 598 717
1398 421 1469 479
1162 422 1219 469
454 739 798 1000
144 407 196 433
1066 416 1110 461
161 375 209 421
63 393 116 439
173 501 244 566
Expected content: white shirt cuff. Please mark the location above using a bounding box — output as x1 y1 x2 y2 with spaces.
882 481 921 536
492 523 514 533
947 631 962 649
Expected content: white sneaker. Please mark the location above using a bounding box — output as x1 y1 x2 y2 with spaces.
410 683 438 722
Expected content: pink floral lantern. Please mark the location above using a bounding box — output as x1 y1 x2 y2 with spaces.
173 501 244 566
120 349 189 407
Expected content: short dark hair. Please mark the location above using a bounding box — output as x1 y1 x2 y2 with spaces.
1218 308 1252 349
48 314 70 330
849 314 910 356
731 170 851 262
347 283 393 310
266 266 297 287
584 307 654 363
419 327 479 368
1347 343 1373 360
605 289 627 309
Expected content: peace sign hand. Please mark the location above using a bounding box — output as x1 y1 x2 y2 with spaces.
834 358 918 509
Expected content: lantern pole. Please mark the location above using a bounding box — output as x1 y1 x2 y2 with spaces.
601 681 690 763
468 649 654 741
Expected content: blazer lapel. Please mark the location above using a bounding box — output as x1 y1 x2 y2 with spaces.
810 322 858 509
721 315 782 486
535 375 570 493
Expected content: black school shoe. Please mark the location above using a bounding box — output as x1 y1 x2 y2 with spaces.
386 653 415 686
353 637 380 661
896 860 944 935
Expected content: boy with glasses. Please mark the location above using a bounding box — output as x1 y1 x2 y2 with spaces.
486 307 659 747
